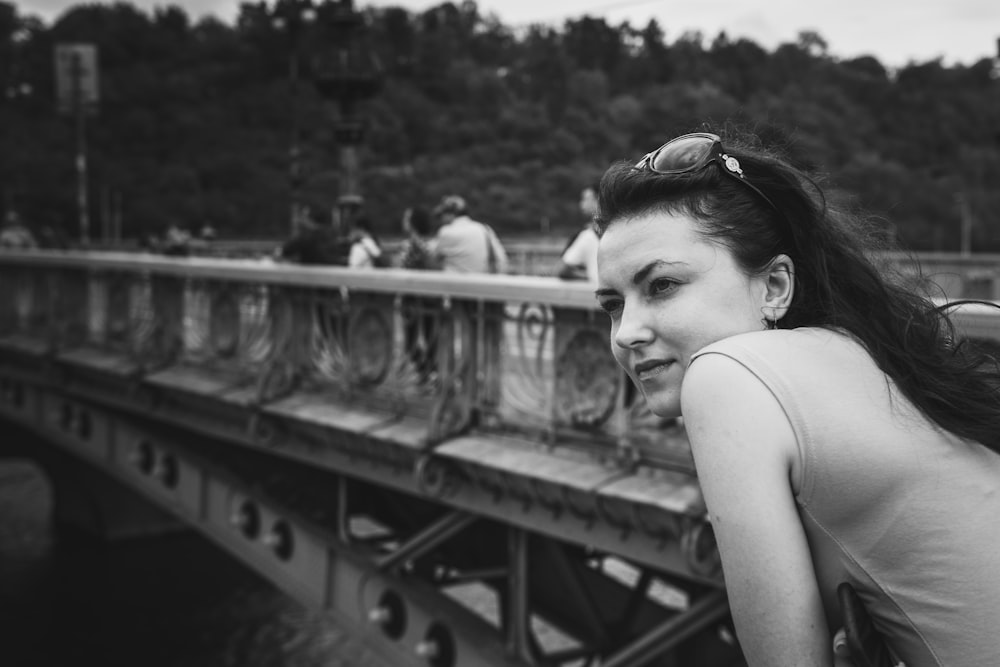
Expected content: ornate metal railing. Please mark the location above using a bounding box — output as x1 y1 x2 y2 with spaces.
5 249 1000 465
0 250 694 473
4 250 1000 471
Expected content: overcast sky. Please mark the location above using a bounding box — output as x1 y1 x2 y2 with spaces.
15 0 1000 68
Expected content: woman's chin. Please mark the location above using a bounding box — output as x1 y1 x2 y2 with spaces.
642 392 681 420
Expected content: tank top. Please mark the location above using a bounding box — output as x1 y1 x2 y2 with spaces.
692 327 1000 665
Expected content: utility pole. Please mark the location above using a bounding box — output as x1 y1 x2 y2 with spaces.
55 43 98 245
72 51 89 244
273 0 316 238
312 0 382 236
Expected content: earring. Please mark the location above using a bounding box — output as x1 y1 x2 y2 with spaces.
761 307 778 330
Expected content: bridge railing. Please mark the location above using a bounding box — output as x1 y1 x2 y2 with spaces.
4 250 999 474
0 251 691 472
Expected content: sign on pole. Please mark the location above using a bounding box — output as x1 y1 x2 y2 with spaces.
55 43 99 115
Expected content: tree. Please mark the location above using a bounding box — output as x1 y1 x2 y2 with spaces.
0 1 996 247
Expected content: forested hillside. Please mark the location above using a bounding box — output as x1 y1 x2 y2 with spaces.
1 1 998 250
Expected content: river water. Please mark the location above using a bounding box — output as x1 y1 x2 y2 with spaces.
0 442 389 667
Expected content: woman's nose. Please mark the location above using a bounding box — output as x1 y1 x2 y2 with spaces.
614 301 654 349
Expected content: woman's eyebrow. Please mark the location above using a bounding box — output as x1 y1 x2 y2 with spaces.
633 260 686 286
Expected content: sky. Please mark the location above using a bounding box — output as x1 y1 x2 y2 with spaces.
14 0 1000 69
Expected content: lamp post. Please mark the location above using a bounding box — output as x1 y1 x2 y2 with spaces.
272 0 316 237
311 0 382 235
55 43 98 245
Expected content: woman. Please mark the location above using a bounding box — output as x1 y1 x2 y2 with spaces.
594 130 1000 666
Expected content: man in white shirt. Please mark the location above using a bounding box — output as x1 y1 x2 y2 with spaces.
555 184 600 283
431 195 509 274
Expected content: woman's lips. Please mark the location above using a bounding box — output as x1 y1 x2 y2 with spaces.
634 360 672 382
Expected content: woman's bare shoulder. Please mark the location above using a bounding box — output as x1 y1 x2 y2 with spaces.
682 351 799 481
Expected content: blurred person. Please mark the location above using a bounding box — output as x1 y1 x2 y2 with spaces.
279 215 345 265
139 232 162 253
431 195 508 274
198 223 217 241
37 225 70 250
595 128 1000 666
399 206 440 381
347 216 385 269
0 211 38 250
162 223 192 257
399 207 438 270
555 183 600 283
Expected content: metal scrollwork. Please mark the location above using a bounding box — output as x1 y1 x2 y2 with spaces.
54 268 88 349
347 306 392 386
252 291 296 403
500 471 534 512
86 274 107 345
516 302 552 376
530 478 563 519
154 277 184 367
239 285 275 367
426 306 475 442
248 411 282 447
106 274 131 344
131 275 182 370
632 503 682 547
311 292 350 390
13 270 44 335
680 518 723 578
560 485 597 528
210 289 241 358
596 495 633 540
129 279 155 360
257 358 298 404
555 329 620 428
428 367 473 442
497 302 554 425
414 455 461 498
467 465 505 503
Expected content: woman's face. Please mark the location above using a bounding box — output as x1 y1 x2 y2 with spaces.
596 210 772 417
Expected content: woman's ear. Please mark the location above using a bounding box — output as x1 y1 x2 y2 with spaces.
763 254 795 322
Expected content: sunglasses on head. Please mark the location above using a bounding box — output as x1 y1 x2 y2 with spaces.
635 132 782 216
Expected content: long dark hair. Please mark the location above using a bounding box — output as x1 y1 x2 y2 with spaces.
595 129 1000 452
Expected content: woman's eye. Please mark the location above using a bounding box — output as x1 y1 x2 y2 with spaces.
648 278 677 295
597 298 623 316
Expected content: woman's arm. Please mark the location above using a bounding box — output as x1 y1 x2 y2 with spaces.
681 352 833 667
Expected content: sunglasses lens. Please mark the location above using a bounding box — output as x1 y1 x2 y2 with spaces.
649 135 716 173
637 133 785 224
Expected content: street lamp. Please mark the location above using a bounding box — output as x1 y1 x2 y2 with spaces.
272 0 316 237
311 0 382 235
55 43 99 245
